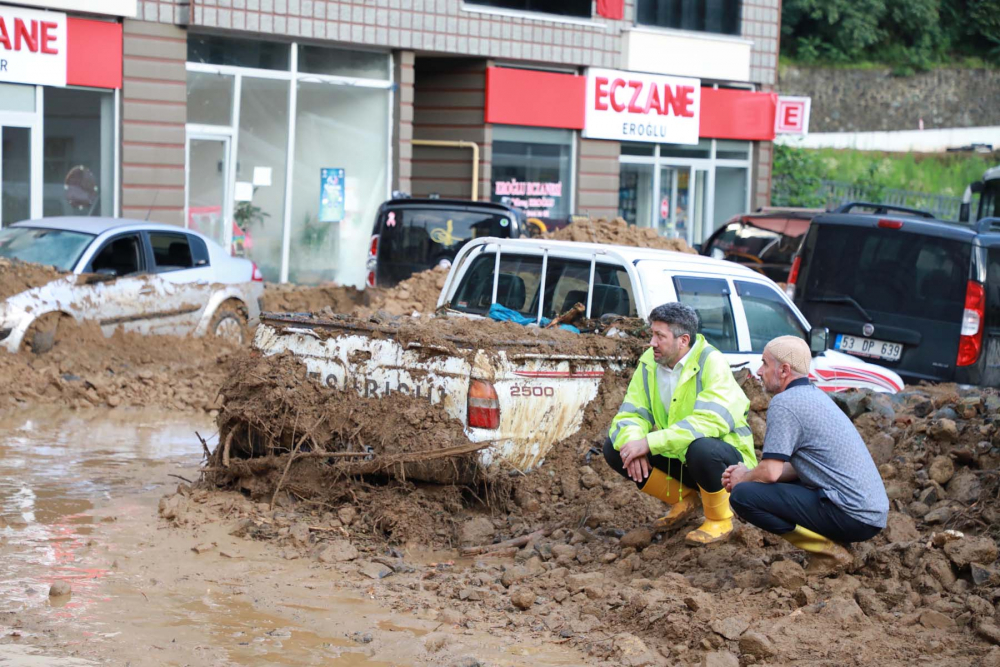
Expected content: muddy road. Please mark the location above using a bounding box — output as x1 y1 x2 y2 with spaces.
0 409 586 666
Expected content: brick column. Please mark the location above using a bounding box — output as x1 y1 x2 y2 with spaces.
121 19 187 225
754 141 773 209
576 138 621 220
392 50 415 196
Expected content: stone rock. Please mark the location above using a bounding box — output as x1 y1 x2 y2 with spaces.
831 391 867 420
551 544 578 562
579 466 602 489
451 658 483 667
934 407 959 421
970 563 999 586
438 608 464 626
317 540 358 563
337 506 357 526
290 522 311 545
560 473 580 500
738 631 776 659
918 485 941 505
866 432 895 466
924 507 954 524
701 650 739 667
864 393 897 421
360 561 393 580
423 633 450 653
966 595 994 616
510 587 536 610
501 566 528 588
885 513 920 543
710 616 749 641
566 572 605 592
612 633 661 667
460 517 495 547
458 588 485 602
929 419 959 443
947 470 982 504
907 501 930 518
919 609 955 629
157 494 187 522
944 536 998 568
927 456 955 485
794 585 817 607
821 597 868 626
48 581 71 597
977 621 1000 645
924 552 956 589
912 397 934 418
983 647 1000 667
769 560 806 590
620 527 653 550
854 588 886 616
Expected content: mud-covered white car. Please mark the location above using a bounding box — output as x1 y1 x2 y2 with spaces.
0 217 264 353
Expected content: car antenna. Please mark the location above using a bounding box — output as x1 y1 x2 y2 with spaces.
144 190 160 221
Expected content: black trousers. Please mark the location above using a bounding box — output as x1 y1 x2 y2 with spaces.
602 436 742 493
730 481 882 543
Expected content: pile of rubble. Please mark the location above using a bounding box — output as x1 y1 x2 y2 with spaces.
543 217 697 254
172 345 1000 665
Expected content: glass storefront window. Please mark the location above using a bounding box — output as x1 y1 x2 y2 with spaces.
621 143 654 156
716 139 750 160
187 71 233 126
235 77 290 282
290 82 389 286
618 163 653 228
714 166 748 227
188 34 291 71
0 83 34 112
42 88 115 218
1 127 30 225
491 126 573 226
660 138 711 159
298 46 390 80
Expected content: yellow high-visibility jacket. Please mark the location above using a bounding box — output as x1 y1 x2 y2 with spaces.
609 334 757 467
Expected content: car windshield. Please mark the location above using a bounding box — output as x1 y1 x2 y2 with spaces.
0 226 96 272
803 225 971 322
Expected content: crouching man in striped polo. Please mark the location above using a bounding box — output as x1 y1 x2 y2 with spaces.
604 302 757 545
724 336 887 574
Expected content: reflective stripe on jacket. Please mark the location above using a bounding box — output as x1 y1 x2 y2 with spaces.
609 334 757 467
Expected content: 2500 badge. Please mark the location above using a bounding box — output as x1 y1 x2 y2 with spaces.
510 385 555 397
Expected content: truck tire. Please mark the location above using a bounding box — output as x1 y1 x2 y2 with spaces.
210 301 249 345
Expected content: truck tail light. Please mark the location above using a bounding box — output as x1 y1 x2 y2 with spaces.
877 219 904 230
785 256 801 299
368 235 379 258
957 280 985 367
468 379 500 429
251 262 264 282
366 271 376 288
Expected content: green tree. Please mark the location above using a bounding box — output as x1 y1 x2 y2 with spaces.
771 145 827 208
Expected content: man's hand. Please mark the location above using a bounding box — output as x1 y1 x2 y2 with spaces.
722 463 750 491
620 438 651 483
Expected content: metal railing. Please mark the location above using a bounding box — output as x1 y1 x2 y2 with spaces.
772 177 967 221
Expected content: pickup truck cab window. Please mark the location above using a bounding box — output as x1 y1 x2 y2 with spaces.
672 275 738 352
450 251 638 319
736 279 807 351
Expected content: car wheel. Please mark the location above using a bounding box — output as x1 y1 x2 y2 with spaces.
210 302 249 345
24 312 70 354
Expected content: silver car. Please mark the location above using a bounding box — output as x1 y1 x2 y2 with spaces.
0 217 264 353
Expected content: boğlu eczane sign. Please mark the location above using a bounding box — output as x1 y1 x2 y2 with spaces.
0 5 67 87
583 68 700 145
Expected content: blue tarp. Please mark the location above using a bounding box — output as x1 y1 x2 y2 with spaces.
488 303 580 334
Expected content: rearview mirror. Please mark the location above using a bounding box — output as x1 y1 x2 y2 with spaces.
809 327 829 356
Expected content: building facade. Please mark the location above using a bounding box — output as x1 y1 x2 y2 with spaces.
0 0 782 285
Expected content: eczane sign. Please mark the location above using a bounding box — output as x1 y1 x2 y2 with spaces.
583 67 701 145
0 5 66 87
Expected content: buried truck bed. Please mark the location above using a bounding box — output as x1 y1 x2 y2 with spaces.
252 312 631 471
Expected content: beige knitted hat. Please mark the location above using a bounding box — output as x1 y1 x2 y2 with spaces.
764 336 811 375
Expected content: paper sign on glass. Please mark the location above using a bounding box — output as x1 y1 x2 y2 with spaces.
234 181 254 202
318 168 345 223
252 167 272 187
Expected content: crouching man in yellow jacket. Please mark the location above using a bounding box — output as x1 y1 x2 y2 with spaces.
604 302 757 544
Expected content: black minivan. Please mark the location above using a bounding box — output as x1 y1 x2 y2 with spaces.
789 200 1000 386
366 198 523 288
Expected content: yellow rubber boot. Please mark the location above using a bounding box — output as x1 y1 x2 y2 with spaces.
684 487 734 545
781 525 853 574
640 469 700 529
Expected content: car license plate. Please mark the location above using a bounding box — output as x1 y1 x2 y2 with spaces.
835 334 903 362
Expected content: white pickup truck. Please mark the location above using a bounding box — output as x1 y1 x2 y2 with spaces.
254 237 903 471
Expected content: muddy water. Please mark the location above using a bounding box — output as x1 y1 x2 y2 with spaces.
0 409 585 666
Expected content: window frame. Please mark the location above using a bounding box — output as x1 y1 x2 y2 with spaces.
85 232 147 277
634 0 743 37
735 279 808 352
671 274 740 352
460 0 603 26
145 230 200 273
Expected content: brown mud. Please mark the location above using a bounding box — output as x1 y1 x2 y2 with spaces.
0 318 237 412
192 349 1000 666
543 217 697 255
0 258 67 301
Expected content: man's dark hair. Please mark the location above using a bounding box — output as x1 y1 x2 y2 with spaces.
648 302 699 341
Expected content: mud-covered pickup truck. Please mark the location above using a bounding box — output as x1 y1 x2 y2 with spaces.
254 237 903 471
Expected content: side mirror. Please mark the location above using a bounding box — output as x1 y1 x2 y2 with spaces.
95 267 118 277
809 327 829 356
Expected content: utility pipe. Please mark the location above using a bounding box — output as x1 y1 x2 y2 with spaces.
411 139 480 201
